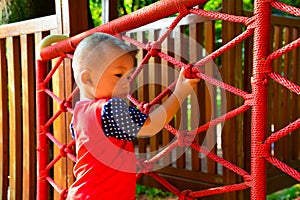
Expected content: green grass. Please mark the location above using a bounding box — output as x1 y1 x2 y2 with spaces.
136 185 175 200
267 184 300 200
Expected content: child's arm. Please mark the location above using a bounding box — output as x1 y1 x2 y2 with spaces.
137 68 199 137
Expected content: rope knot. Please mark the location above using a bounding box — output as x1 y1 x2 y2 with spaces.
59 145 73 157
245 15 257 29
244 94 254 106
60 99 72 112
59 189 68 200
138 158 154 173
38 125 47 134
184 64 201 79
243 175 253 187
39 169 47 180
179 190 194 200
176 1 190 17
60 144 68 157
138 101 150 114
251 73 270 86
37 82 46 92
177 130 195 147
146 42 160 57
252 143 270 158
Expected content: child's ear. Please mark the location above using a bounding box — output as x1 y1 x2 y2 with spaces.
80 70 93 86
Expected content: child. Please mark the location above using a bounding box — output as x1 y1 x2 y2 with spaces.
66 32 199 200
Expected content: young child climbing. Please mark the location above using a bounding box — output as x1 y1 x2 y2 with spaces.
66 32 199 200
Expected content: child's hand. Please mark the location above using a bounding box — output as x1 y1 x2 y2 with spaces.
138 68 200 137
174 68 200 99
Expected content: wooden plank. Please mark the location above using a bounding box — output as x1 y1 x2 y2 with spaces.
282 27 292 162
268 25 275 146
51 39 68 200
61 0 89 35
189 22 203 171
0 38 9 200
20 34 36 200
291 28 300 161
148 29 160 157
102 0 118 23
221 0 243 199
0 15 57 38
174 26 186 169
273 26 284 160
127 14 211 33
136 31 148 157
243 32 253 173
204 20 217 174
267 164 300 194
161 29 174 166
63 45 75 188
7 36 23 200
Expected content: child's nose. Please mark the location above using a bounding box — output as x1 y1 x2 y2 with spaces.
119 77 130 88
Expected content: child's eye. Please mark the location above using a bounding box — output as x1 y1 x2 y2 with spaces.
115 74 123 78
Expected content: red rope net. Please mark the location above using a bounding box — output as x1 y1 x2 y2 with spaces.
36 0 300 199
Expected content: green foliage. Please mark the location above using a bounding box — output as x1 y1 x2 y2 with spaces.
89 0 159 25
204 0 222 11
0 0 55 24
90 0 102 27
267 184 300 200
243 0 254 11
0 0 30 24
136 185 174 199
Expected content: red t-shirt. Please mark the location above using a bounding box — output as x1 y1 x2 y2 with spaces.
67 99 147 200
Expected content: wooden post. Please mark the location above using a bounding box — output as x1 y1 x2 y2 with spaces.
0 39 9 200
102 0 118 24
221 0 244 200
52 0 89 199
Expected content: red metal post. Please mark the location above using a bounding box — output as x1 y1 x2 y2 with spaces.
36 60 49 200
251 0 271 199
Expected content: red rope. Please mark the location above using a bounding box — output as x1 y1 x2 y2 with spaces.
271 1 300 17
264 117 300 145
190 183 249 198
266 156 300 181
266 37 300 63
190 8 249 24
269 72 300 95
191 143 249 177
36 0 300 199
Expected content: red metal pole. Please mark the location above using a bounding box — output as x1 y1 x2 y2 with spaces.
251 0 271 199
36 59 49 200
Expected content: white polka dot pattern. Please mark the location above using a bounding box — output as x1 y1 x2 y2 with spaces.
101 98 148 141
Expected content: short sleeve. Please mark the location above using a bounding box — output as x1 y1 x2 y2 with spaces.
101 98 148 141
70 119 75 140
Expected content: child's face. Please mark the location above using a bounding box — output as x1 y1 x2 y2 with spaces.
93 52 134 99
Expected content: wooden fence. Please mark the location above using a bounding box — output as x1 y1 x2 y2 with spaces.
0 1 89 199
0 0 299 199
128 11 300 199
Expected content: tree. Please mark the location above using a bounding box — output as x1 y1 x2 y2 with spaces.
89 0 159 27
0 0 55 24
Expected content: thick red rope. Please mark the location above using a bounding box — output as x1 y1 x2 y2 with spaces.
36 0 300 199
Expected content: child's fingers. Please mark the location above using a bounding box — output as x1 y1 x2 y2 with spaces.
187 78 200 85
178 67 186 80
